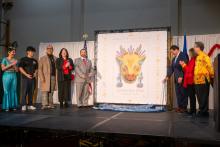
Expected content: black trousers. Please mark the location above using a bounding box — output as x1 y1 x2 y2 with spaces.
186 84 196 112
175 83 188 109
195 81 210 113
58 80 71 103
21 78 36 106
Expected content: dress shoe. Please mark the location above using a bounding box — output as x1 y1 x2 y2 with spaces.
64 102 68 108
179 108 187 113
175 107 181 113
41 106 48 110
48 105 55 109
60 103 63 109
197 111 209 117
21 105 27 111
28 106 36 110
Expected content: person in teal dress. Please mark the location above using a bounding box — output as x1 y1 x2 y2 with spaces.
1 47 19 111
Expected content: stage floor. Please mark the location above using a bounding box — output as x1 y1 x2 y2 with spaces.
0 106 220 146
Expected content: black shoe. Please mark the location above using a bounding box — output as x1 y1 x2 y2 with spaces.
64 102 68 108
187 110 196 115
60 103 63 109
197 111 209 117
202 112 209 117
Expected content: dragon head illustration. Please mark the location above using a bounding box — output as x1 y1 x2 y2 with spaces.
116 45 146 82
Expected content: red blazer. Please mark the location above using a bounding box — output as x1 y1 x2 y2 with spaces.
182 57 196 88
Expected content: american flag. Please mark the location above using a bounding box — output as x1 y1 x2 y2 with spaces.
83 37 92 94
83 39 88 59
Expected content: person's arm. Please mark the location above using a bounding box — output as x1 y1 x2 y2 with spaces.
56 58 63 70
19 67 32 79
205 55 214 79
179 61 187 72
175 55 186 84
69 59 74 71
88 60 95 77
14 65 19 72
1 58 16 71
166 59 174 78
33 60 38 78
18 58 32 78
178 54 187 78
163 58 174 83
38 58 45 82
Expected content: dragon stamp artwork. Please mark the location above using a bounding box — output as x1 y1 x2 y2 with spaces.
96 31 167 104
116 45 146 87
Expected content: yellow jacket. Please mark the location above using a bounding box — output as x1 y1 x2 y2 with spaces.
194 51 214 84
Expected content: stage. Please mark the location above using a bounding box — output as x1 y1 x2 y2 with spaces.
0 106 220 147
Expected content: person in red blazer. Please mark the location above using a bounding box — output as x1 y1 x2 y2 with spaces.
179 48 197 115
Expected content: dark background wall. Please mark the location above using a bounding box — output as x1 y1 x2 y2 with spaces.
3 0 220 58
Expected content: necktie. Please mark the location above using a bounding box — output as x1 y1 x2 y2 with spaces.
174 57 177 63
83 59 87 65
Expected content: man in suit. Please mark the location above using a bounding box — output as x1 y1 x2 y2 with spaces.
38 44 57 109
75 49 93 107
164 45 188 113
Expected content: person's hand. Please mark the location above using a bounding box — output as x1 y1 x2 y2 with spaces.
88 73 94 77
41 78 45 83
33 72 37 78
179 61 185 66
210 78 214 87
66 61 70 68
11 60 18 66
26 74 33 79
81 74 87 79
178 77 183 84
163 77 169 83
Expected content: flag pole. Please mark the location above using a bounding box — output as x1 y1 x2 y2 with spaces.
82 33 88 58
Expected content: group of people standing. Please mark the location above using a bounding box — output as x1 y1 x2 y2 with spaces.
165 41 214 117
0 44 94 112
0 41 215 116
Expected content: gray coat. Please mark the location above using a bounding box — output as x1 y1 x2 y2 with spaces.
74 58 93 83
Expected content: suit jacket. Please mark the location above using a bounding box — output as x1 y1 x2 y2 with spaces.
74 58 93 83
56 57 74 82
38 55 58 91
167 51 188 83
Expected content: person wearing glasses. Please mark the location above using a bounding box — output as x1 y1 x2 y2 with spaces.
38 44 57 109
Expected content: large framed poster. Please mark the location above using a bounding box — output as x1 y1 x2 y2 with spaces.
95 29 168 105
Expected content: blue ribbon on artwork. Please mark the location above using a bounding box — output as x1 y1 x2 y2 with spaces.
93 104 166 112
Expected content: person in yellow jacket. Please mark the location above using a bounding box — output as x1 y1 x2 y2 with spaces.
194 42 214 117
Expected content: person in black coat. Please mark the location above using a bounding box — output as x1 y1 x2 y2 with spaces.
56 48 74 108
164 45 189 113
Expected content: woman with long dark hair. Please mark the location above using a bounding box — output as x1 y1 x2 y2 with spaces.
56 48 74 108
180 48 197 115
1 47 19 111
